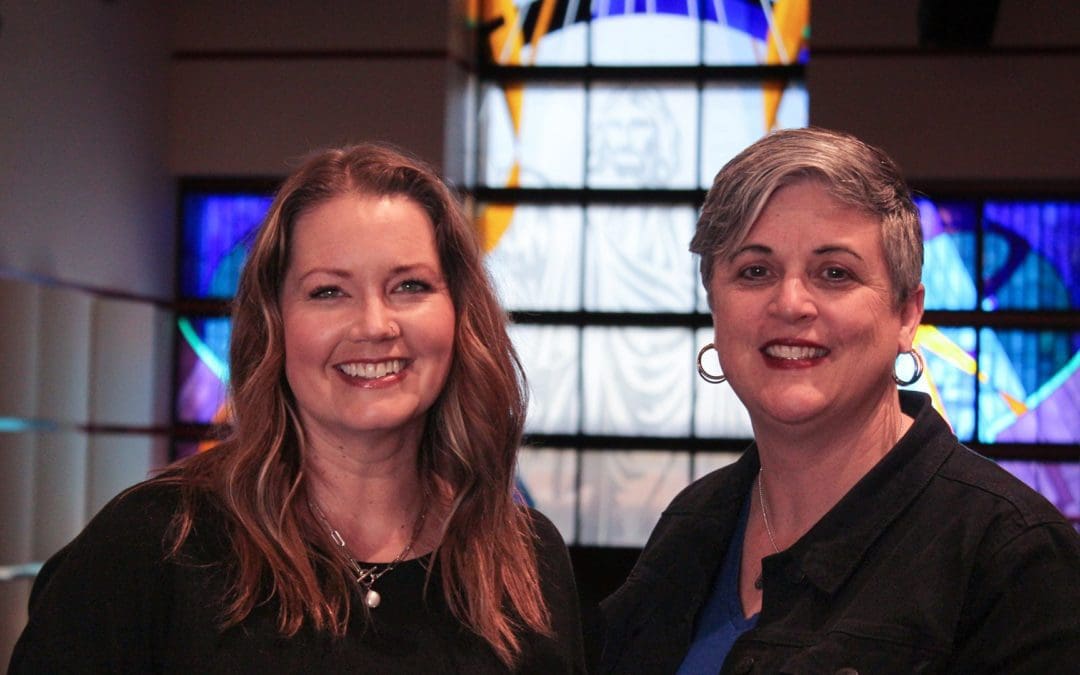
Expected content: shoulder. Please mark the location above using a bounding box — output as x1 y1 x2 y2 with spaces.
48 480 185 566
936 444 1076 539
30 479 226 604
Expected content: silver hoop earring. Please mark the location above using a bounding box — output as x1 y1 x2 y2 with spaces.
697 343 727 384
893 349 925 386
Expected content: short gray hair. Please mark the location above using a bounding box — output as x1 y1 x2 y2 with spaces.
691 127 923 306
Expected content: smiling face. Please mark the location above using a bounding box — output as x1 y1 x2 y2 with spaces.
708 179 923 433
279 192 456 450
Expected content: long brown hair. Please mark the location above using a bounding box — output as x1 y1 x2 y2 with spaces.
156 143 550 666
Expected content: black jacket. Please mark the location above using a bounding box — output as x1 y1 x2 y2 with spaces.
600 392 1080 674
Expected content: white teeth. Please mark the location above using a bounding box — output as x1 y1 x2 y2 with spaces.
764 345 827 360
338 359 404 379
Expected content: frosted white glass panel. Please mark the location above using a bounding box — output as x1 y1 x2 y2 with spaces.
485 205 583 311
582 327 694 436
517 447 577 542
584 205 697 312
700 82 808 188
693 451 743 480
588 84 699 189
591 14 700 65
693 327 754 438
703 14 768 65
579 450 690 546
479 84 586 188
512 325 581 434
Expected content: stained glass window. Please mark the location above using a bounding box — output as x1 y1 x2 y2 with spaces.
174 4 1078 543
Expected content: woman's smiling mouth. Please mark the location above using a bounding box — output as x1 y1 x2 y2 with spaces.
336 359 406 380
761 342 829 361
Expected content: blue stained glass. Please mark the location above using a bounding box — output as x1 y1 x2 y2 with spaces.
708 0 770 39
982 201 1080 310
917 198 978 310
180 193 272 299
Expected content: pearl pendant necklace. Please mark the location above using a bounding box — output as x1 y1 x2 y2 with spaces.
311 499 427 610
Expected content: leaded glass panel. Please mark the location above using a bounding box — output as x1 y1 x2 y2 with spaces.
582 327 694 436
180 193 270 299
700 82 808 188
910 325 977 441
584 205 697 311
983 201 1080 311
918 198 979 310
512 324 582 434
980 329 1080 444
478 83 587 188
587 84 699 189
579 450 690 546
590 11 700 66
175 316 231 424
517 447 578 541
484 204 584 311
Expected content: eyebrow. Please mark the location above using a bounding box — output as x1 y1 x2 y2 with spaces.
729 243 864 261
296 263 439 283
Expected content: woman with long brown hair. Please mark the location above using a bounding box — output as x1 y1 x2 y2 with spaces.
11 143 586 672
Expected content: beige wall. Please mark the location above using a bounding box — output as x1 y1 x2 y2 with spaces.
168 0 471 179
811 0 1080 184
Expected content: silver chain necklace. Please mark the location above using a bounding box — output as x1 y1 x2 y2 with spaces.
754 467 781 590
310 499 427 609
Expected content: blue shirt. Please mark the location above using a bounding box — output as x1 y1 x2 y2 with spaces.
675 494 758 674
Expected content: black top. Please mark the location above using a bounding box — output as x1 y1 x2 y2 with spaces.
10 482 586 674
600 392 1080 674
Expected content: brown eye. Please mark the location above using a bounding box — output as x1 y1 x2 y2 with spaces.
823 267 851 281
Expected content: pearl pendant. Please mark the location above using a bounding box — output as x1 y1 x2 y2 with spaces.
364 588 382 608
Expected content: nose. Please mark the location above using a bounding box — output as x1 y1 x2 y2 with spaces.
347 298 400 341
769 276 817 322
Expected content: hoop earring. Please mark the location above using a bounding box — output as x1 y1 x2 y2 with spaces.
697 343 727 384
893 349 925 386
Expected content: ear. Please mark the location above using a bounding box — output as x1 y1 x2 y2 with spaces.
897 283 925 352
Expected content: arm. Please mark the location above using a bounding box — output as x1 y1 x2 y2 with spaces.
952 521 1080 673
